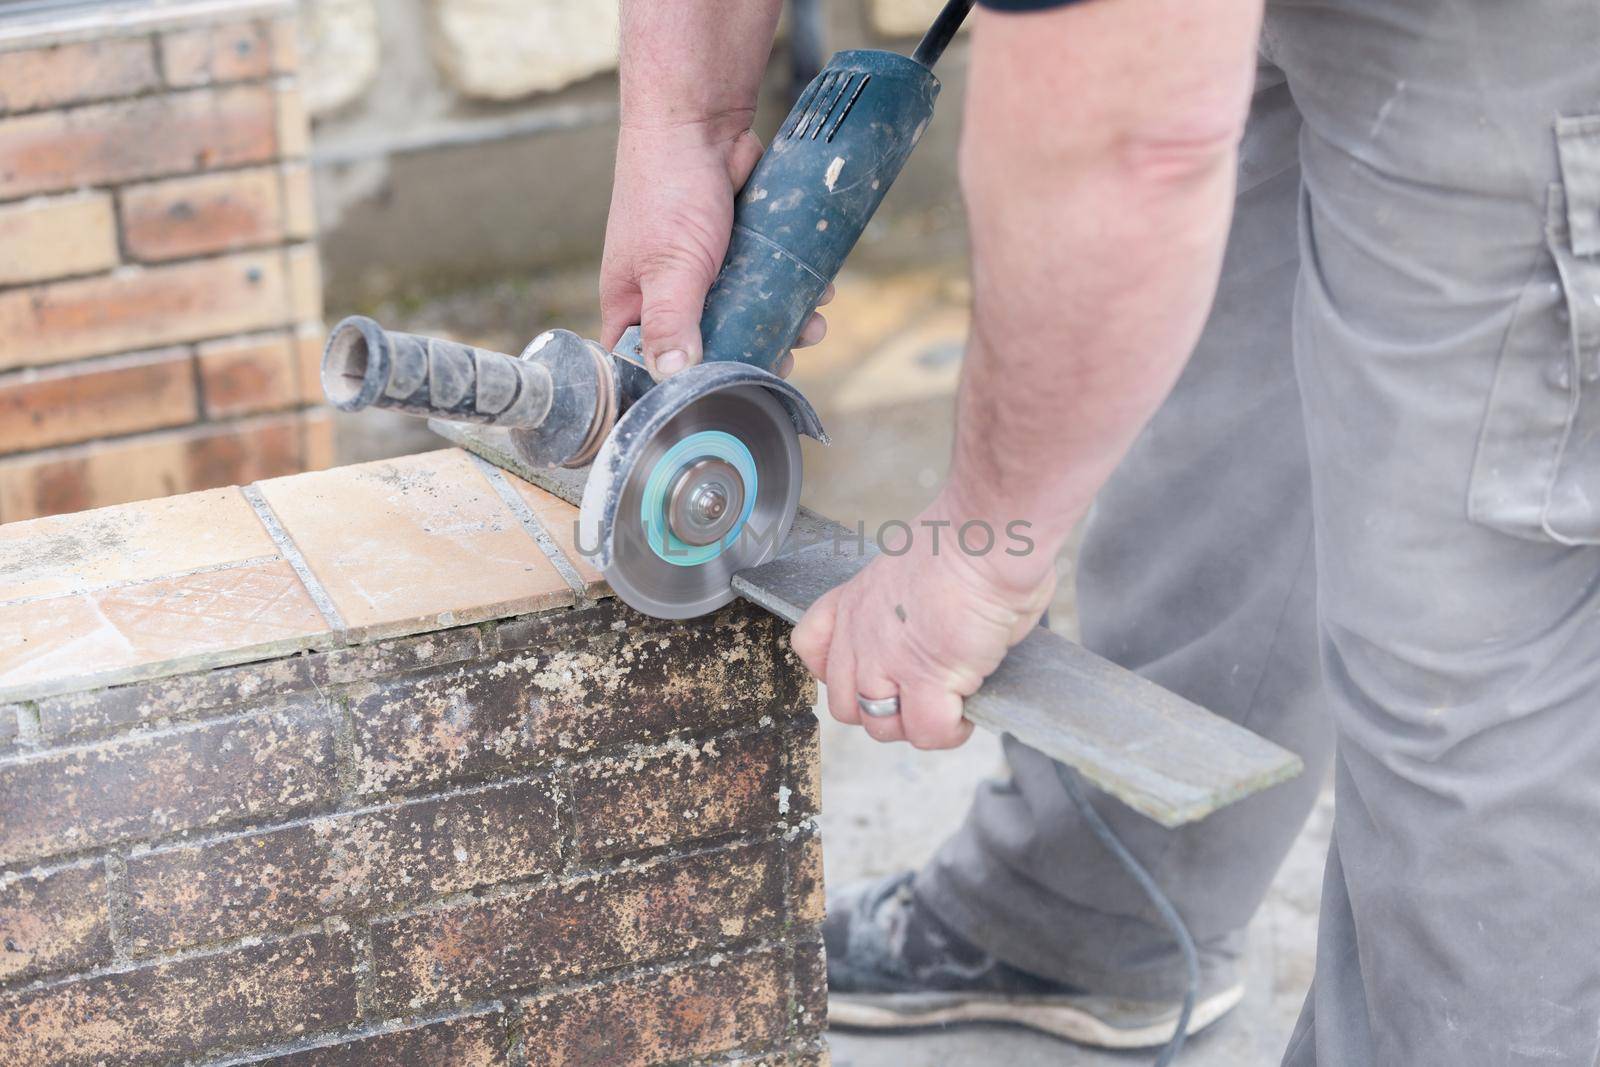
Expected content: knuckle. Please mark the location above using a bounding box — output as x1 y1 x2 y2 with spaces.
637 243 716 286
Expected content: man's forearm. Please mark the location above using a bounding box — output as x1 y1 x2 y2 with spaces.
946 0 1262 590
619 0 784 138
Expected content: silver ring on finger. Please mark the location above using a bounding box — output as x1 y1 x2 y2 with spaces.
856 693 901 719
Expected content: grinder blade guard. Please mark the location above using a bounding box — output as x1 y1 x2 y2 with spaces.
579 364 811 619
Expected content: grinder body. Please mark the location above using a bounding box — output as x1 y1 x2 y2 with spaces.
640 49 939 375
323 48 945 619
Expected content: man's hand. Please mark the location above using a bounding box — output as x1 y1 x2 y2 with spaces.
791 494 1056 749
599 125 829 380
602 0 824 381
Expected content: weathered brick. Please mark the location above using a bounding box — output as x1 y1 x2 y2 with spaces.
519 948 791 1067
0 38 159 113
0 698 338 865
350 603 794 797
283 161 316 240
268 16 301 76
0 192 117 286
303 407 336 469
0 250 288 370
124 776 561 952
286 242 323 320
0 930 357 1066
786 827 826 928
121 167 284 262
570 729 793 859
38 655 317 742
728 1044 831 1067
0 413 305 521
0 84 277 199
0 348 198 453
789 716 822 820
34 617 482 743
792 938 828 1040
198 333 298 417
161 19 275 86
276 82 310 158
293 323 325 403
251 1011 510 1066
0 862 110 984
371 837 788 1012
776 637 820 716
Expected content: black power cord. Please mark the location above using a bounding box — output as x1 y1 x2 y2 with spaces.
913 0 977 67
1054 759 1199 1066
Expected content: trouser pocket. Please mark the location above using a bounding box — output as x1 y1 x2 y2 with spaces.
1468 116 1600 544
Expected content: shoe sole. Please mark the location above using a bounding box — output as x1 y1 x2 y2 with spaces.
828 982 1245 1050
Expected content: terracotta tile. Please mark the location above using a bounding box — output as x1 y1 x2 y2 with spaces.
0 559 329 701
0 487 277 604
506 476 610 598
253 450 573 639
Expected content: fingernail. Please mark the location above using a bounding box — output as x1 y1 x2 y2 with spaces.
655 349 687 375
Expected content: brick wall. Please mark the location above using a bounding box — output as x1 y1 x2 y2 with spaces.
0 0 329 523
0 449 826 1065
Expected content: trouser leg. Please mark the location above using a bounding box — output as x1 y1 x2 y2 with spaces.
916 65 1335 1001
1268 0 1600 1062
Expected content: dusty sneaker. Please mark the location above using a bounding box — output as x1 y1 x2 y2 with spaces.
825 871 1245 1050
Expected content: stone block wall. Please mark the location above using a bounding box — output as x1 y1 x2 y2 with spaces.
0 0 329 523
302 0 968 306
0 449 825 1065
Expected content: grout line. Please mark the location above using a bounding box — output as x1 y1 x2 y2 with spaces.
240 483 348 633
469 454 591 604
349 919 378 1020
13 701 41 747
103 853 132 962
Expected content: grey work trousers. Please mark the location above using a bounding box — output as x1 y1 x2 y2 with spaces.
916 1 1600 1063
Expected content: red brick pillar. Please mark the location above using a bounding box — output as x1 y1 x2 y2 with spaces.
0 0 329 522
0 449 828 1065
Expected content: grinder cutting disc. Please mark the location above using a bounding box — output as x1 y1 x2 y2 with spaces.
579 362 815 620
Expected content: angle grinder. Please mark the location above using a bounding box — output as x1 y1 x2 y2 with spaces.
321 3 970 619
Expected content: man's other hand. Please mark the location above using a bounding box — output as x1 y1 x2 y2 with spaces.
598 122 829 380
790 496 1056 750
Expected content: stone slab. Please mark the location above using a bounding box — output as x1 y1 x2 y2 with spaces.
0 487 278 604
252 449 574 640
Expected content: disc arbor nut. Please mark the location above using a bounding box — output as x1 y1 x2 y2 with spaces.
668 458 745 547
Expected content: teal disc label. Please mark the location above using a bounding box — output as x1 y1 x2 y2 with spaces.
639 430 758 567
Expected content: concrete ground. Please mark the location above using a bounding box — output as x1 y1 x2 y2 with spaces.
348 263 1333 1067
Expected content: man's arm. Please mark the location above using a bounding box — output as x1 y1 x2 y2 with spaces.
602 1 827 379
791 0 1263 748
